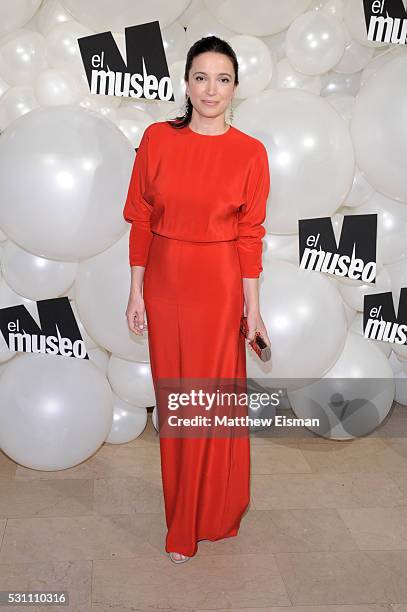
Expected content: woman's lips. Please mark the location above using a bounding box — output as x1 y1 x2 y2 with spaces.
202 101 219 106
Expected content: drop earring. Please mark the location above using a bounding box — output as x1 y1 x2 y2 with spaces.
184 94 189 116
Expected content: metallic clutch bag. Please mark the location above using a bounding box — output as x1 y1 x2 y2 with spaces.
240 316 271 362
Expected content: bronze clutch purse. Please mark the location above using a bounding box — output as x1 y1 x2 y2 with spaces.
240 316 271 362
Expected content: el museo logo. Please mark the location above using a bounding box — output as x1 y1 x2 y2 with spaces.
363 0 407 44
364 288 407 344
78 20 174 100
0 297 88 359
298 214 377 283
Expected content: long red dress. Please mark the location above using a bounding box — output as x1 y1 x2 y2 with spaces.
123 120 270 557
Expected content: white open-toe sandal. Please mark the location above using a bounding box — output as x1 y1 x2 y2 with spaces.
168 552 191 564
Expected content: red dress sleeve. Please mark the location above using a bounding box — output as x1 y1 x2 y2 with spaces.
236 142 270 278
123 125 153 267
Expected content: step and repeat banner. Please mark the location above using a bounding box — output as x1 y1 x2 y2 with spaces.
0 0 407 469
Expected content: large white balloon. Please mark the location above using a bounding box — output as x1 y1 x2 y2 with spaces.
0 29 48 86
0 105 133 261
235 88 354 233
1 241 78 301
286 11 346 75
287 331 395 439
351 56 407 203
0 352 113 470
204 0 313 36
61 0 190 32
74 232 150 361
247 260 347 384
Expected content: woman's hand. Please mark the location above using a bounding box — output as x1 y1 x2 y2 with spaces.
126 290 148 336
245 309 271 350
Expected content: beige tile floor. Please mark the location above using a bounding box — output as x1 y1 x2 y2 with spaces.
0 403 407 611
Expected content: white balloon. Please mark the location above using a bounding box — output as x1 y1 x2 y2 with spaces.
36 0 72 36
320 70 361 96
333 25 374 74
204 0 313 36
1 241 78 301
45 20 94 78
286 11 346 75
269 57 322 95
287 331 394 439
0 106 133 261
247 259 347 384
0 0 42 38
0 29 48 86
61 0 190 32
235 88 354 234
74 233 150 361
351 56 407 203
0 352 113 470
0 85 39 131
338 266 391 312
107 356 156 407
105 396 148 444
230 35 273 98
310 0 345 20
34 68 84 105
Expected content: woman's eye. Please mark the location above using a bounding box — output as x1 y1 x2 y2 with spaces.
195 76 230 83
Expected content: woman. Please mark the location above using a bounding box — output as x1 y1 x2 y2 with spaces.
123 35 271 563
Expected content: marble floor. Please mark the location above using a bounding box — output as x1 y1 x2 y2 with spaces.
1 403 407 611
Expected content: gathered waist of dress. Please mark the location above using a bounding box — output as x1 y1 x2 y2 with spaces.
151 231 237 246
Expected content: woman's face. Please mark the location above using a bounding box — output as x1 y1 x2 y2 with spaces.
185 51 236 120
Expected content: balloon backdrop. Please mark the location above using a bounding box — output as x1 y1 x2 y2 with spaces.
0 0 406 465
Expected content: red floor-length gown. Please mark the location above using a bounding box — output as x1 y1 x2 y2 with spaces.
123 120 270 557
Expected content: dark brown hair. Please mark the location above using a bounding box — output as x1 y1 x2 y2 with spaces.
166 35 239 130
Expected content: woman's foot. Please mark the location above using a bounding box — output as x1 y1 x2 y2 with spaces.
168 551 190 563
